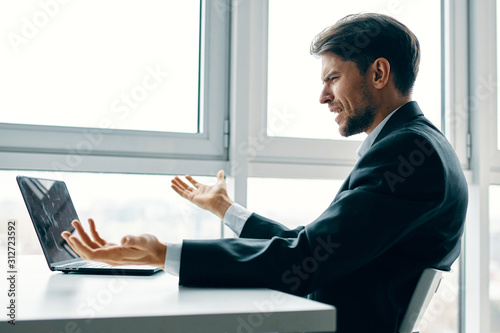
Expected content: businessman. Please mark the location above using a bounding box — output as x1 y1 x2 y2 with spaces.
62 13 468 332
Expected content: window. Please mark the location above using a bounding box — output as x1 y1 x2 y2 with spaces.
0 0 230 175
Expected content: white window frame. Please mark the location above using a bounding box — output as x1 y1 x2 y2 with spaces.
444 0 470 169
0 0 231 176
467 0 499 333
491 0 500 177
438 0 494 332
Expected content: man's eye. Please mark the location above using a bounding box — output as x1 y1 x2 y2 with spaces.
323 77 338 84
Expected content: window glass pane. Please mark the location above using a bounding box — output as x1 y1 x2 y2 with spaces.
0 170 220 255
0 1 200 133
267 0 442 141
490 186 500 332
247 177 343 230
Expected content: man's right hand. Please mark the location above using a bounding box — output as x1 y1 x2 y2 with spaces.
171 170 234 220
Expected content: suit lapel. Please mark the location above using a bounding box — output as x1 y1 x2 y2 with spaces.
334 101 424 198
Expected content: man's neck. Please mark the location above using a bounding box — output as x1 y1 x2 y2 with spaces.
366 97 411 135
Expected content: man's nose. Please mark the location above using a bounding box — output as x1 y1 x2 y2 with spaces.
320 85 332 104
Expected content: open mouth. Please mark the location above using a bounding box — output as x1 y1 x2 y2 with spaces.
330 105 343 114
330 106 344 124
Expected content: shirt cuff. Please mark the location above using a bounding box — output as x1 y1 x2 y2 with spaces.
164 203 252 276
224 202 252 237
164 242 182 276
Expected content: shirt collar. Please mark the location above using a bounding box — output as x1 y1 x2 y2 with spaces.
356 106 401 160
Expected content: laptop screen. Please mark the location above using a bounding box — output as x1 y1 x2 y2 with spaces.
17 176 79 264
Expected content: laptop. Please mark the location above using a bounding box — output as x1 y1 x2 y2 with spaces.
17 175 162 275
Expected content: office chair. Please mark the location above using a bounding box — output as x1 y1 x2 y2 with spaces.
398 268 446 333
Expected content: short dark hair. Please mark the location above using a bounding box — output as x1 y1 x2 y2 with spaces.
310 13 420 96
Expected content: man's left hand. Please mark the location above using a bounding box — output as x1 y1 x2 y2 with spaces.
61 218 166 269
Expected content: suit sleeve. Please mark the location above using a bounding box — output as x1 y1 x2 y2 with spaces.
179 131 449 296
239 213 305 239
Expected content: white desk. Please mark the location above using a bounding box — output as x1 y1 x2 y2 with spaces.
7 255 336 332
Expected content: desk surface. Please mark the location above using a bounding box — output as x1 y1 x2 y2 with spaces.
5 255 336 332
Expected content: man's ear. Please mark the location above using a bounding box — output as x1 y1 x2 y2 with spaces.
371 57 390 90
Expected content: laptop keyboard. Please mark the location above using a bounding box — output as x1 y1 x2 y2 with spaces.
71 261 113 269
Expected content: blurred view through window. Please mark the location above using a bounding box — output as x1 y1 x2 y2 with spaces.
0 0 200 133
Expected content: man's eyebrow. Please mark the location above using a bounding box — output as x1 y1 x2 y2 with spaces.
322 71 340 81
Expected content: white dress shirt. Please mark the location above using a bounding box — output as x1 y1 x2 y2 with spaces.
164 105 403 275
164 203 251 276
355 107 399 160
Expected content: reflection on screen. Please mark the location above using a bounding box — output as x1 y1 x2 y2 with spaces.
18 177 79 263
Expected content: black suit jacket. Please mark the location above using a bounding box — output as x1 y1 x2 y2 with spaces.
179 101 468 333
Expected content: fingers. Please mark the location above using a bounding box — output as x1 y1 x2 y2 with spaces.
170 184 184 198
171 175 199 190
63 232 124 263
65 219 107 251
88 218 107 246
171 170 225 193
63 228 165 267
185 175 199 188
216 170 227 189
171 177 194 199
62 232 106 260
63 232 94 260
71 220 101 249
188 170 225 186
171 176 189 191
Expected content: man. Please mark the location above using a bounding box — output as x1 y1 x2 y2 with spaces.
62 13 468 332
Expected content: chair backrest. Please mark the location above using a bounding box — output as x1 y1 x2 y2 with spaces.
398 268 445 333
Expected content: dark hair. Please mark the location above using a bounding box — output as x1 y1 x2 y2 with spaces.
310 13 420 96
